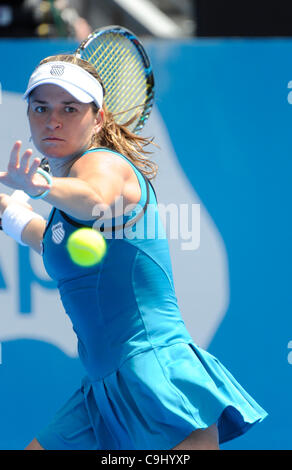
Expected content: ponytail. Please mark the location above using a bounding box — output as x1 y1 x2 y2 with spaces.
93 104 158 179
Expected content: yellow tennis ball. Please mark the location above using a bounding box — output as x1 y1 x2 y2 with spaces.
67 228 107 267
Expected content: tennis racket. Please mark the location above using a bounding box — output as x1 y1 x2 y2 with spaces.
75 25 155 134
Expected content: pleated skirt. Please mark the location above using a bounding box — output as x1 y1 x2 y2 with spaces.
36 341 267 450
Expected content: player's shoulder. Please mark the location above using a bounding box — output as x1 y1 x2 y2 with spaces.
70 148 132 178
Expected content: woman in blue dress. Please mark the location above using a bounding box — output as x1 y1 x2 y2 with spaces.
0 54 267 450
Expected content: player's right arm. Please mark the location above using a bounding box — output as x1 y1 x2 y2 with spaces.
21 217 46 254
0 193 46 254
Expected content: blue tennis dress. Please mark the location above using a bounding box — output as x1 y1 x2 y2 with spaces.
37 148 267 450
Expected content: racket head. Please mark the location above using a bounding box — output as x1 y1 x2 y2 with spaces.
75 25 155 134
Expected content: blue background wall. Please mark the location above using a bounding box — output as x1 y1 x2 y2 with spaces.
148 39 292 450
0 38 291 450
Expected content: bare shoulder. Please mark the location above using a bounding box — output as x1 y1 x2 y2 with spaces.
70 150 132 180
69 149 141 206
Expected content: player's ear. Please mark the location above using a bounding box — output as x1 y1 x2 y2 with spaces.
94 108 104 133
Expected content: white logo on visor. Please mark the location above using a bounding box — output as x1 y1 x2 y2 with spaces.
50 65 65 76
52 222 65 244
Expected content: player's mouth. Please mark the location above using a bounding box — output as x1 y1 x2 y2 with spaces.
43 136 65 142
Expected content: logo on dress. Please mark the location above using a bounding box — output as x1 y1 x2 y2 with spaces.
50 64 65 76
51 222 65 244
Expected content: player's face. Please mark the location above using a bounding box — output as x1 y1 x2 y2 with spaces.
28 84 101 159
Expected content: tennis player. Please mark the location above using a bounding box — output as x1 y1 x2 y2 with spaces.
0 55 267 450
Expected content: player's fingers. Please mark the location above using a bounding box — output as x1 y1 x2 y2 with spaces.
0 171 8 180
19 149 33 173
27 158 41 179
8 141 22 169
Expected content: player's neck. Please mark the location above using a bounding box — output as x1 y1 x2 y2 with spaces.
47 146 89 177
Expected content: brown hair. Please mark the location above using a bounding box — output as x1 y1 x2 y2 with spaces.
38 54 158 179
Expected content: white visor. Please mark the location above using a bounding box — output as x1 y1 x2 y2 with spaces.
23 61 103 109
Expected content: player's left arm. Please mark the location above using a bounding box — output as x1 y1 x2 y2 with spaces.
43 151 126 220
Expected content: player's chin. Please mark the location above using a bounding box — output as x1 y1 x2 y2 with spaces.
40 142 68 158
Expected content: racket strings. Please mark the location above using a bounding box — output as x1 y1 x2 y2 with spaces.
90 42 146 105
85 37 148 107
85 38 131 89
77 29 154 132
106 69 148 123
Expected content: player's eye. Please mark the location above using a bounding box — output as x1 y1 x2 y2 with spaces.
64 106 77 113
34 105 47 113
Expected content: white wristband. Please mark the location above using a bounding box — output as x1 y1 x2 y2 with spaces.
2 203 44 245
